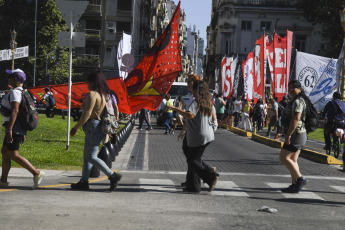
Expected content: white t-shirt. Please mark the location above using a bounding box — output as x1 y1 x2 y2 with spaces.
1 87 23 122
234 99 242 113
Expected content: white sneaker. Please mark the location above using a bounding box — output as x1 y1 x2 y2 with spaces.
0 181 9 188
33 171 45 189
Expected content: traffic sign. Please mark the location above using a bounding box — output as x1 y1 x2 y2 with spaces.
58 32 85 47
56 0 88 31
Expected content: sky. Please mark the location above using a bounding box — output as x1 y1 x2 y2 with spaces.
172 0 212 49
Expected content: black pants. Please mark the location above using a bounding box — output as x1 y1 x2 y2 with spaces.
183 138 217 192
138 111 151 129
45 106 54 118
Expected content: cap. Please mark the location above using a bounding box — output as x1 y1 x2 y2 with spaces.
6 69 26 83
44 87 50 91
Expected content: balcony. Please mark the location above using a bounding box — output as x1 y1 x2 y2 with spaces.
85 29 101 41
75 54 100 67
237 0 297 7
84 0 102 16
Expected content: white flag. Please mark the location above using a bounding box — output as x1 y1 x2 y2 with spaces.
117 32 132 78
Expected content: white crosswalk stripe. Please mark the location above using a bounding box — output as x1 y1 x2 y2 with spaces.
211 181 249 196
330 186 345 193
265 182 325 200
139 179 177 193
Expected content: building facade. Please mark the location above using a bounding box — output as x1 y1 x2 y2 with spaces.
205 0 324 89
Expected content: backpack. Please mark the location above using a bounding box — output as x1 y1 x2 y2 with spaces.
253 104 263 119
281 94 318 134
18 90 39 131
48 94 56 107
101 95 119 135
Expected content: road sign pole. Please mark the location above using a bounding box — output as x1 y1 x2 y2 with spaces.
66 11 73 150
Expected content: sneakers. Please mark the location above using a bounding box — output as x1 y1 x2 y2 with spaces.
109 173 122 191
33 171 45 189
296 177 308 191
146 127 153 131
71 181 89 191
136 127 142 130
164 131 169 135
281 184 299 193
0 181 9 188
170 131 174 135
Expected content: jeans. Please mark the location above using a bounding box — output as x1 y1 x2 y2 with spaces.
81 119 113 182
138 110 151 129
234 112 240 127
163 112 173 132
267 115 277 135
256 115 263 130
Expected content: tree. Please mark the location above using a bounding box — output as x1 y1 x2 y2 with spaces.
297 0 345 58
0 0 79 87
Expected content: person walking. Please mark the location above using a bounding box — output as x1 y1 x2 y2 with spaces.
233 95 242 127
162 94 174 134
137 108 153 131
0 69 44 189
43 87 55 118
215 93 226 124
279 80 308 193
167 74 219 193
253 99 264 131
70 71 122 191
241 99 252 131
171 96 186 134
266 98 279 137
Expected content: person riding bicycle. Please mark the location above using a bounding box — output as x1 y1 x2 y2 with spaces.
321 92 345 150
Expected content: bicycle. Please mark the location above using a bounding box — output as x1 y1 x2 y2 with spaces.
325 134 341 158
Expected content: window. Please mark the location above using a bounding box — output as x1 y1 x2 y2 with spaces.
117 21 131 34
117 0 132 11
241 21 252 30
260 21 271 31
295 35 306 52
225 41 231 56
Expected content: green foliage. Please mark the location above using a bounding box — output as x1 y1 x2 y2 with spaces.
0 0 82 86
297 0 345 58
0 114 127 170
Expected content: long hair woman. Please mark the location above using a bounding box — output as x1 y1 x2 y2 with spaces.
0 69 44 189
167 74 218 193
70 71 121 191
279 80 308 193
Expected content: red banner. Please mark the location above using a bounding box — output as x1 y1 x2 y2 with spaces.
28 78 129 111
221 57 233 98
242 52 254 101
254 35 268 101
267 30 293 101
124 2 182 114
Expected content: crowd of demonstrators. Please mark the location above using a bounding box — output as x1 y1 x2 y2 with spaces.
137 108 153 131
233 95 242 127
240 99 252 131
171 96 186 135
215 93 226 123
321 92 345 151
167 74 218 193
279 80 308 193
266 98 279 137
0 69 45 189
70 71 122 191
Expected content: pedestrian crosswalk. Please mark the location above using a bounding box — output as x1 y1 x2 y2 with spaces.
136 178 344 201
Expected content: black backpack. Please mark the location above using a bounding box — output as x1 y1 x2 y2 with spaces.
48 94 56 107
278 103 285 117
281 94 318 134
18 90 39 131
253 104 263 119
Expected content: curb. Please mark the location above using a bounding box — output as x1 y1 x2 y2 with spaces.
228 126 252 137
227 127 343 165
251 133 284 149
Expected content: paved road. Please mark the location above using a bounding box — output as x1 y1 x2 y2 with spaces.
1 119 345 230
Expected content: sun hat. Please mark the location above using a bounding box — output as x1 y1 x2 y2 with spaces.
6 69 26 83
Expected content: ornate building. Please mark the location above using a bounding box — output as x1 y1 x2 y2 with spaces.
204 0 324 89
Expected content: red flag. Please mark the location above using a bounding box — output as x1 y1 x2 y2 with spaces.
124 2 182 114
254 35 268 101
267 30 293 101
222 57 233 98
242 52 254 101
28 78 129 112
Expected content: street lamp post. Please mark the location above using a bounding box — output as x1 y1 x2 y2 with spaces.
340 9 345 101
9 29 17 70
